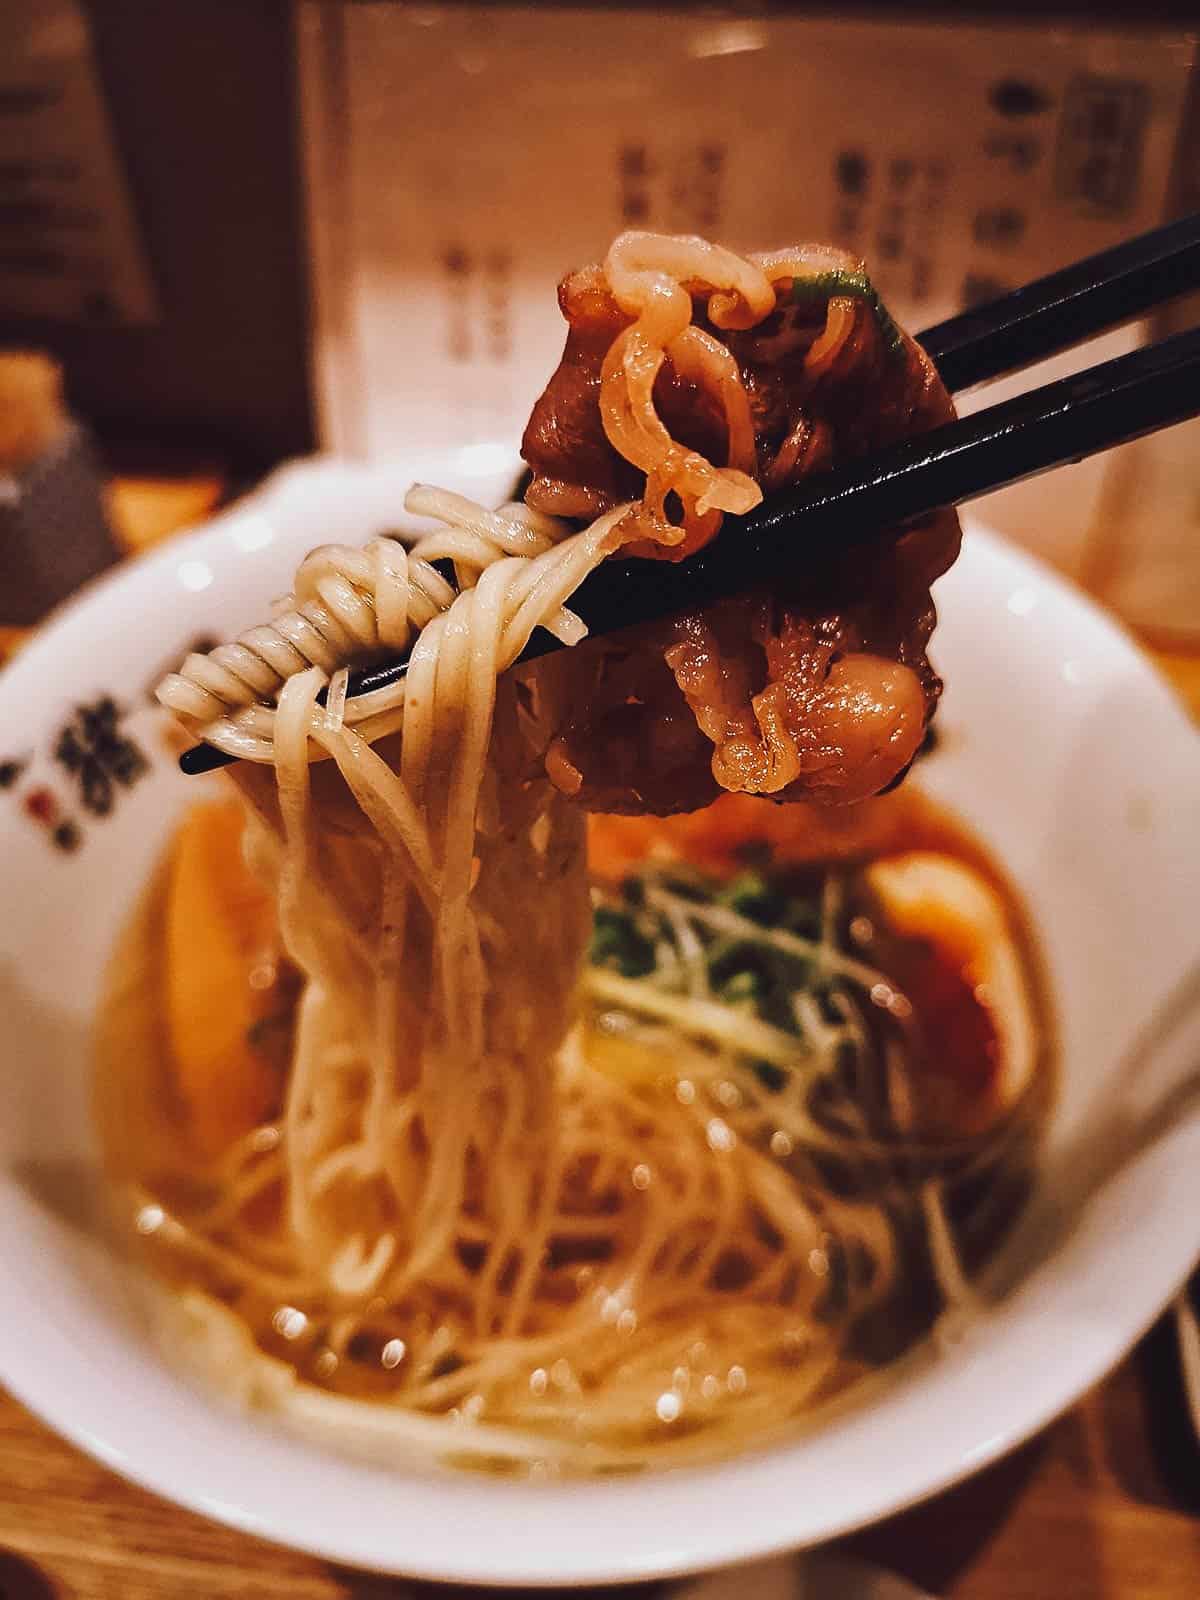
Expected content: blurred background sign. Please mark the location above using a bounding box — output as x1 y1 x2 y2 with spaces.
298 6 1194 456
297 4 1197 596
0 0 311 472
0 0 157 327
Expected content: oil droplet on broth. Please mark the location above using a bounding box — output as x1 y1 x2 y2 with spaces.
655 1391 682 1423
272 1306 308 1340
706 1117 736 1153
600 1293 624 1325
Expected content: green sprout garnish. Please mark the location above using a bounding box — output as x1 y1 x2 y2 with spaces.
790 268 904 360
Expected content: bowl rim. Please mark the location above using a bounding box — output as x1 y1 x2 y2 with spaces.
1 465 1198 1587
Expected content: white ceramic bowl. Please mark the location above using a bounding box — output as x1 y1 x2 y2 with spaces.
1 452 1198 1588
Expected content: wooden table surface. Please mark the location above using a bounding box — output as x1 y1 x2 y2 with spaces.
1 470 1197 1599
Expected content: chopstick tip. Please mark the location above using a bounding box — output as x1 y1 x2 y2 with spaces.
179 742 229 776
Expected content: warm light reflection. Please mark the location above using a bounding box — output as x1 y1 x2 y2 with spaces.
176 559 213 592
688 22 767 59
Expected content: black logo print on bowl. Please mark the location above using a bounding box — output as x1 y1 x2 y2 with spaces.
2 695 150 854
0 755 29 792
54 696 148 818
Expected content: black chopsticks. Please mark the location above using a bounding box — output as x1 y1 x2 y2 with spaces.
181 215 1200 777
919 210 1200 392
451 327 1200 671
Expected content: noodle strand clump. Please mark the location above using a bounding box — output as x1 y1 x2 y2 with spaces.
155 482 903 1469
140 235 1011 1473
